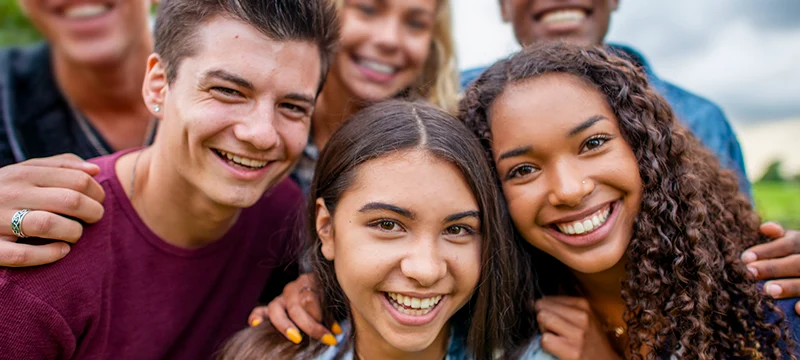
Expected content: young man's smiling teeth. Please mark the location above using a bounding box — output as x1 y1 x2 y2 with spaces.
214 149 268 170
539 9 587 24
554 204 611 235
63 3 112 19
385 292 443 316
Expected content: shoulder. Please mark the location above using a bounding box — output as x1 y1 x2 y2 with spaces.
88 152 125 184
0 43 50 89
0 277 77 358
459 66 490 90
609 45 730 130
773 297 800 345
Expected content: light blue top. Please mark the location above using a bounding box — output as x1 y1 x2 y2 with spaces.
314 321 556 360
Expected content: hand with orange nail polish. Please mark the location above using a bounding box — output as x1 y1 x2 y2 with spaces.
248 274 340 345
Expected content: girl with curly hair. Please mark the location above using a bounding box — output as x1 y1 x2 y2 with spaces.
459 42 800 359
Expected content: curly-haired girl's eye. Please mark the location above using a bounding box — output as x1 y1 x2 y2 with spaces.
581 135 613 153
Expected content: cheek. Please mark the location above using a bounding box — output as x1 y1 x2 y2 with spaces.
338 15 370 51
405 36 432 68
449 241 482 291
279 121 310 158
503 185 538 225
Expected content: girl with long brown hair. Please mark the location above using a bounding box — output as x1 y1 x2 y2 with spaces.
218 100 553 359
460 43 800 359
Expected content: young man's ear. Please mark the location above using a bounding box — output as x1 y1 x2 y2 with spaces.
316 198 335 261
609 0 619 12
142 54 168 119
499 0 511 23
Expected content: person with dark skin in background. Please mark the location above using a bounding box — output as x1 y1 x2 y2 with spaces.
255 0 800 346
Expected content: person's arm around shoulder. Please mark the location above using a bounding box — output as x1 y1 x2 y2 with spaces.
0 154 105 267
0 277 77 359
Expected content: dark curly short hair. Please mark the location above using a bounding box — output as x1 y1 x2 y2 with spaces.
459 42 796 359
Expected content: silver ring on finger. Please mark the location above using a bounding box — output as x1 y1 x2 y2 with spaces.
11 209 31 238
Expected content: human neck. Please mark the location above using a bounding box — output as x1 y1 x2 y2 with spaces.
52 40 154 151
311 77 366 151
353 320 450 360
116 146 241 249
571 258 628 328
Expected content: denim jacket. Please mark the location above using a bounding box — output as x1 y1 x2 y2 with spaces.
460 44 751 198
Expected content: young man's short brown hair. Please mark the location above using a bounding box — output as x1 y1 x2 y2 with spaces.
154 0 339 93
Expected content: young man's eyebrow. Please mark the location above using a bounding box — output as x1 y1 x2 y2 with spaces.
568 115 607 137
285 93 316 105
200 69 254 90
444 210 480 223
498 145 533 161
359 202 415 220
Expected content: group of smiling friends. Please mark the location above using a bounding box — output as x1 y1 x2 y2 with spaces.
1 1 799 359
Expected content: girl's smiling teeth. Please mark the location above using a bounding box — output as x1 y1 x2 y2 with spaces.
554 204 611 235
357 58 397 75
213 149 268 170
385 292 443 316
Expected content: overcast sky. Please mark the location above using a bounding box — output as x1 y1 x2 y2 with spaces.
452 0 800 124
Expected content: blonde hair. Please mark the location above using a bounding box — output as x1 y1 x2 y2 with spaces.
334 0 461 113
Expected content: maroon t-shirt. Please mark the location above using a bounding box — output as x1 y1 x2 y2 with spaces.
0 151 304 359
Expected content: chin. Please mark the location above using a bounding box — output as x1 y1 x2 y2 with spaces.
63 39 128 66
557 245 627 275
382 331 440 353
207 187 267 209
348 83 400 104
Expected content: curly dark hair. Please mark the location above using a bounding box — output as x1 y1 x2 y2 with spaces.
459 42 796 359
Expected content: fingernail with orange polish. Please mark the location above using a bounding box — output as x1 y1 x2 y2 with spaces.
250 318 262 327
331 322 342 335
286 328 303 344
321 333 338 346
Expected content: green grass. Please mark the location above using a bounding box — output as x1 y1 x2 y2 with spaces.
753 181 800 229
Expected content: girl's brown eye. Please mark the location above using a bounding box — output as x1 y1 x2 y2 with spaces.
379 221 396 231
585 138 605 150
445 226 464 235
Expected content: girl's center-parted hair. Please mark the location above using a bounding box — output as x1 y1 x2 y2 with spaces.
218 100 528 360
459 42 796 359
334 0 461 113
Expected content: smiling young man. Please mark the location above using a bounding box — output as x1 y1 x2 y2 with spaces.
0 0 338 359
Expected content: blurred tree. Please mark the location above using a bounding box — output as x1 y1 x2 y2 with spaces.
759 159 785 183
0 0 41 47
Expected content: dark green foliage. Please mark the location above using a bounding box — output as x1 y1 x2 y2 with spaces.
0 0 41 46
